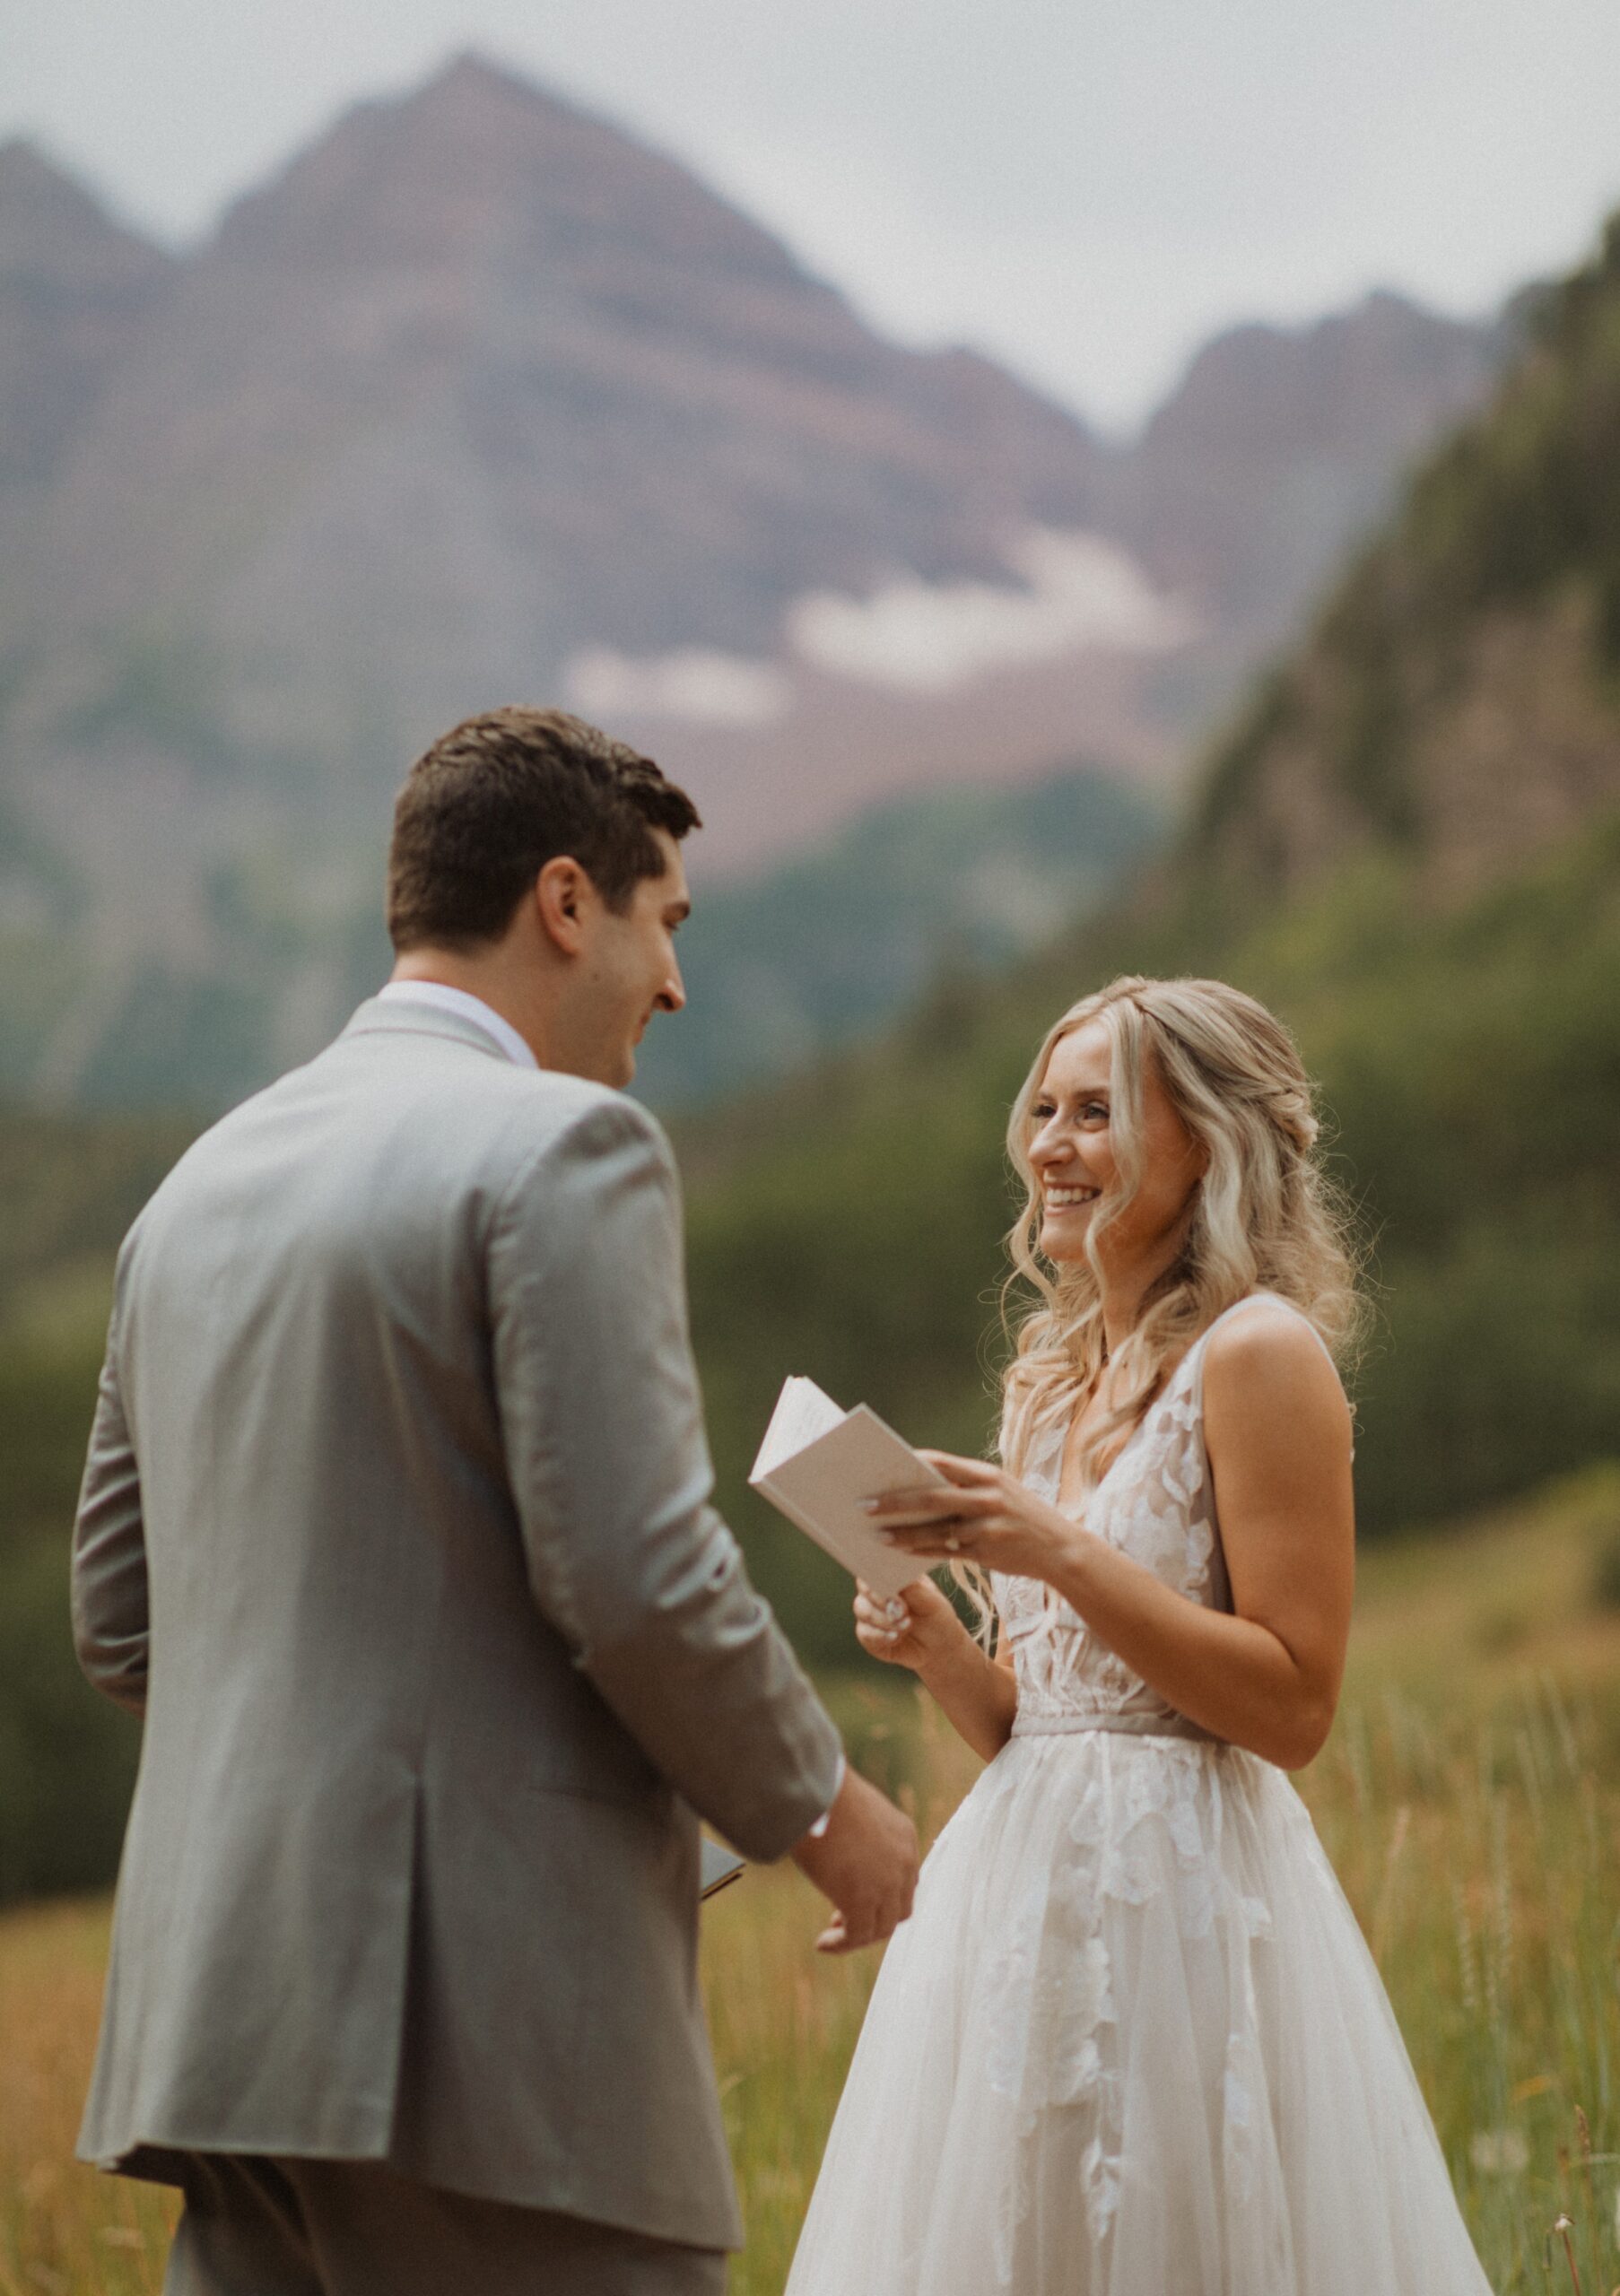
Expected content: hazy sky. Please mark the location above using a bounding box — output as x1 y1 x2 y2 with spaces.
8 0 1620 431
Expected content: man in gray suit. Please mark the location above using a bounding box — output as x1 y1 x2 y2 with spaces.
72 708 919 2295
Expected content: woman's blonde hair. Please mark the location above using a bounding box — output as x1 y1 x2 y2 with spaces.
951 975 1369 1631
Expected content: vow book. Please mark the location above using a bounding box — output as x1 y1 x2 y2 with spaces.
749 1376 947 1603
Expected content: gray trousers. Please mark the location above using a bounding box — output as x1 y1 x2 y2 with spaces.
162 2154 728 2296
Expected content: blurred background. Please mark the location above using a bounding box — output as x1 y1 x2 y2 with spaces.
3 0 1620 1908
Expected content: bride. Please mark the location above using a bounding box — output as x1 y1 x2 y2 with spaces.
785 975 1493 2294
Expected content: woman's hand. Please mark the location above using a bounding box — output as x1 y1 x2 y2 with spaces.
852 1570 965 1673
854 1520 1024 1764
867 1450 1083 1584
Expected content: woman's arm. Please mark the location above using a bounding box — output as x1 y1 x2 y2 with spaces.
852 1577 1019 1763
870 1308 1355 1770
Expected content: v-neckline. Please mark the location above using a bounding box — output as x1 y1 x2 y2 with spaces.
1047 1337 1202 1518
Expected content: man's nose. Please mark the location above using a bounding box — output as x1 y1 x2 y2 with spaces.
658 959 686 1014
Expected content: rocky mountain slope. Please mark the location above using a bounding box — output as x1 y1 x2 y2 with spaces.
0 53 1512 1109
0 57 1116 813
1105 289 1507 718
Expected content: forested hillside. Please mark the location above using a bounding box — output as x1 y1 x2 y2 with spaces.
1189 215 1620 902
0 1111 193 1898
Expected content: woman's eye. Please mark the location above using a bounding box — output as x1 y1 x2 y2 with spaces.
1082 1102 1109 1121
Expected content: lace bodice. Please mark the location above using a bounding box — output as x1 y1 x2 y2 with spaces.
991 1298 1300 1733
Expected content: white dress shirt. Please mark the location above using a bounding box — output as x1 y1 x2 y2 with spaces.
377 980 537 1070
376 978 843 1838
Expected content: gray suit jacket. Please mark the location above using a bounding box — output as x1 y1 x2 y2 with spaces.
71 997 842 2250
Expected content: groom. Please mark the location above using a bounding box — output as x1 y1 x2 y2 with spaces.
71 707 918 2295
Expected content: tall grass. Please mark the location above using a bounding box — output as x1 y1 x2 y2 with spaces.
0 1898 173 2295
4 1483 1620 2294
1305 1674 1620 2296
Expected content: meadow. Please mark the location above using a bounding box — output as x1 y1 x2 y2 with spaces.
4 1465 1620 2296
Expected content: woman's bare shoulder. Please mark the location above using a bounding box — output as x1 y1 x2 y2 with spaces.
1203 1298 1348 1431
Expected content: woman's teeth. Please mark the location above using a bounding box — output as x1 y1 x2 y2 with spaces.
1045 1186 1100 1208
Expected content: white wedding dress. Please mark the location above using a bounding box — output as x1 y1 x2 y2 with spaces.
786 1293 1494 2294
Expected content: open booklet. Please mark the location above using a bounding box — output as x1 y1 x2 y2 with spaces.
749 1375 949 1604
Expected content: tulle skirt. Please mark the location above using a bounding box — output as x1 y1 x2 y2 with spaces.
786 1726 1494 2295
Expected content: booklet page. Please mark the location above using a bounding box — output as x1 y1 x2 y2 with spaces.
753 1398 946 1600
751 1374 847 1480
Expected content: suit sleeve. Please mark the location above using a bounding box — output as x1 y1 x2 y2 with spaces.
488 1094 844 1862
72 1299 150 1719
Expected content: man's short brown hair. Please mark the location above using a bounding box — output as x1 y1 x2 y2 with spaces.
387 708 701 952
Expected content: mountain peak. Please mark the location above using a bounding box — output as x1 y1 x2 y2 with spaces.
1108 283 1502 639
210 43 816 300
410 47 574 112
0 138 169 287
0 135 65 192
385 45 626 144
11 45 1107 761
1145 287 1496 452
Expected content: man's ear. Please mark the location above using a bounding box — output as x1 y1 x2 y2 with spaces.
534 857 592 956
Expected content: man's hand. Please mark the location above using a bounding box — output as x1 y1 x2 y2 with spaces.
789 1764 919 1954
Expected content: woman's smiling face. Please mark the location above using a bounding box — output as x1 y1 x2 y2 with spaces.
1028 1018 1206 1270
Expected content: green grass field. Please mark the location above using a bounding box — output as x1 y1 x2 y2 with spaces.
5 1466 1620 2296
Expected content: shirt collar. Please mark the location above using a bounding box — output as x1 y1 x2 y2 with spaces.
376 981 538 1071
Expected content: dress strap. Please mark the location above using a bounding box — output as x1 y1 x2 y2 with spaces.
1191 1291 1339 1382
